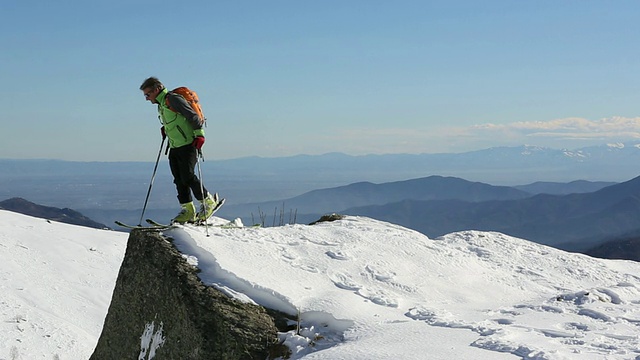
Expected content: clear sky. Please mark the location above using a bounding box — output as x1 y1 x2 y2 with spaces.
2 0 640 161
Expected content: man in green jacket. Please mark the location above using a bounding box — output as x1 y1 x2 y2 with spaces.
139 77 218 223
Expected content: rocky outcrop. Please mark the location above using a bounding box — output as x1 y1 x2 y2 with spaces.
90 229 281 360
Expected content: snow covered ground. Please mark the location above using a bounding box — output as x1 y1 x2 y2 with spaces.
2 210 640 359
0 210 127 360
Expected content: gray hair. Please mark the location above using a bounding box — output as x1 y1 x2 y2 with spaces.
139 77 164 91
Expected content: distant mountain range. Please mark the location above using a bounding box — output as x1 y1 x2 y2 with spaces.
206 142 640 186
222 176 617 217
341 177 640 253
3 142 640 215
2 142 640 259
4 176 638 262
220 176 534 219
585 232 640 262
213 142 640 226
0 198 108 229
513 180 617 195
220 175 635 255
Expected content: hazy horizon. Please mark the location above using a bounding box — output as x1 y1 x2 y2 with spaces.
1 141 639 163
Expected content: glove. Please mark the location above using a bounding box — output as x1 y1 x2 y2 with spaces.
160 126 166 140
192 136 205 150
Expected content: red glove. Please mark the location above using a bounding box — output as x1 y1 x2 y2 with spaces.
192 136 205 150
160 126 166 140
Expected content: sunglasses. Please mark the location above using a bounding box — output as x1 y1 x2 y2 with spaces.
144 88 157 98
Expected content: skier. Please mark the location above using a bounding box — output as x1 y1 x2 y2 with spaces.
139 77 218 224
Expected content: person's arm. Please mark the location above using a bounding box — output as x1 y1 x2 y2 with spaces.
166 93 203 131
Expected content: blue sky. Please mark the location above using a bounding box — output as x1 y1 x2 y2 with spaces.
2 0 640 161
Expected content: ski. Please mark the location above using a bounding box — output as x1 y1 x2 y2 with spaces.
144 218 215 227
218 223 262 229
144 218 261 230
146 197 227 227
115 221 141 229
145 218 172 227
207 197 226 218
114 221 173 230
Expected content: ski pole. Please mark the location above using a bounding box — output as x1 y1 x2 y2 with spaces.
196 149 210 237
138 137 165 226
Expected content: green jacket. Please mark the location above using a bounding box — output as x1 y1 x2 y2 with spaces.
156 88 205 149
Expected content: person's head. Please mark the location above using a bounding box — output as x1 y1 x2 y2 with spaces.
140 77 165 104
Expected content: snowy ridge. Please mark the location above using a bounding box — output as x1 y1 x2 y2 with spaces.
168 217 640 359
170 226 298 315
0 210 127 360
3 210 640 359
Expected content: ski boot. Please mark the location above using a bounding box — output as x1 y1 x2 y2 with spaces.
197 193 218 222
172 202 196 224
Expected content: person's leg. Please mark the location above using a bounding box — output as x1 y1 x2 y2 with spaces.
177 146 208 201
169 148 196 223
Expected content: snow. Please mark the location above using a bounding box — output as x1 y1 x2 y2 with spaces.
607 143 625 149
0 210 127 360
2 210 640 359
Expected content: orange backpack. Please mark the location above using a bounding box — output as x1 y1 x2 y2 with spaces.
166 87 206 127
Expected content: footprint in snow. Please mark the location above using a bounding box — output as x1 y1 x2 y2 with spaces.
291 262 319 273
537 328 580 338
565 322 589 331
405 306 482 332
365 264 396 282
329 272 361 291
356 287 399 308
325 250 349 260
492 318 514 325
281 250 297 261
577 308 613 322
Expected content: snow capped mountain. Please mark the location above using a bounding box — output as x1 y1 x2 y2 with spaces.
562 149 588 159
572 142 640 157
519 145 548 155
607 143 626 149
469 142 640 160
2 210 640 359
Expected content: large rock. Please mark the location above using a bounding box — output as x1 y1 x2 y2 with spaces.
91 229 280 360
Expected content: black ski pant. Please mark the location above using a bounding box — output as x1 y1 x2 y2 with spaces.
168 144 209 204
